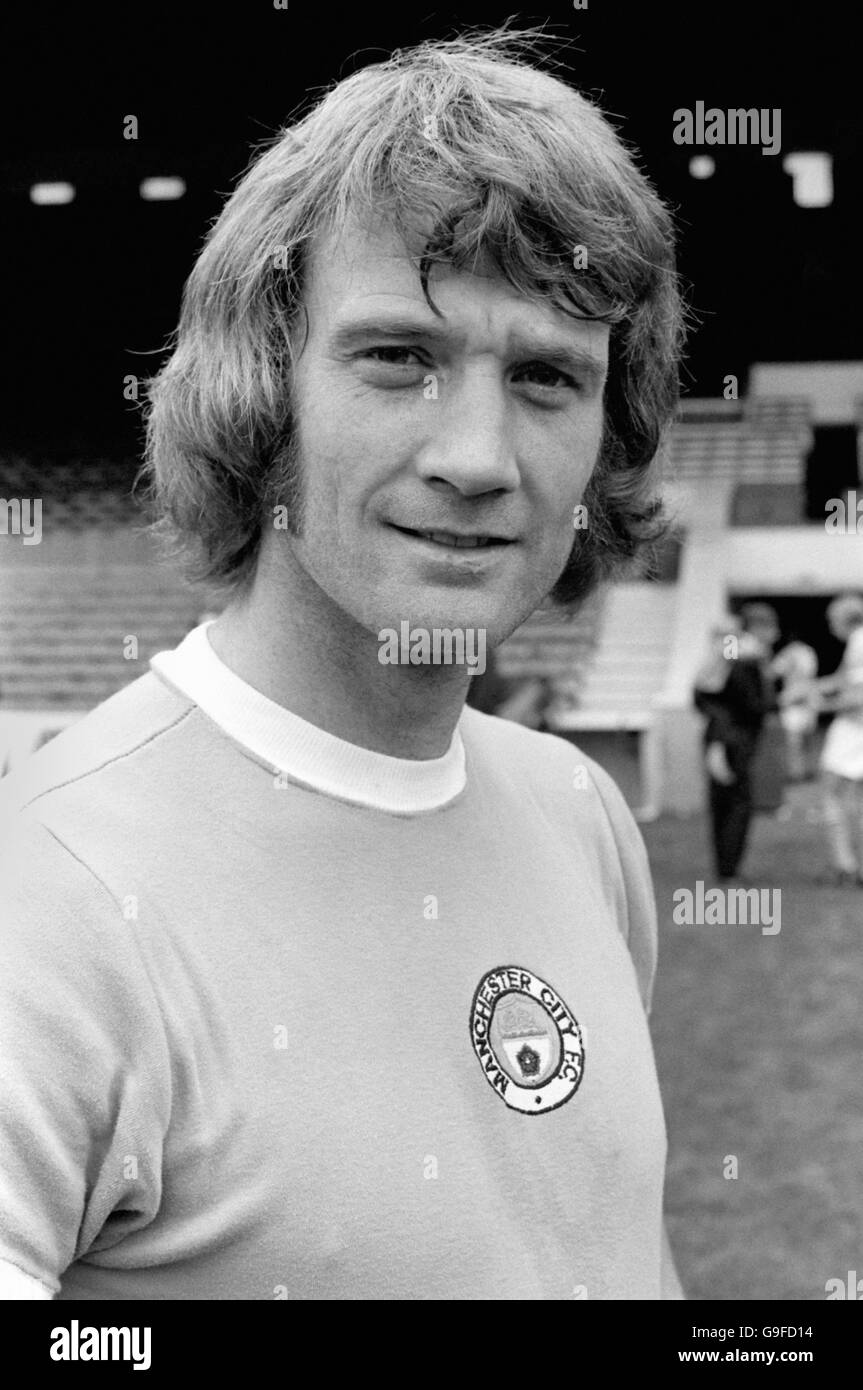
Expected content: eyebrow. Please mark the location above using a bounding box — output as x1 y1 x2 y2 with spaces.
330 314 608 387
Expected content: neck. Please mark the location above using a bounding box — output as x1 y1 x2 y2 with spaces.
207 548 472 761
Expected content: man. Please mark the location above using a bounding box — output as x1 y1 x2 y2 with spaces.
0 30 685 1299
694 604 779 881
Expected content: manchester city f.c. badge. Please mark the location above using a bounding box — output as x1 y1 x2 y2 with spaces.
469 965 585 1114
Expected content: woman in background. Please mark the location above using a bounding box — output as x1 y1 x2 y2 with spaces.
817 593 863 886
771 633 819 782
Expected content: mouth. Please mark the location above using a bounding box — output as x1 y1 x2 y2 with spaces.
389 524 514 550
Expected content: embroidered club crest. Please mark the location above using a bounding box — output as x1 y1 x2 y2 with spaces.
469 965 585 1114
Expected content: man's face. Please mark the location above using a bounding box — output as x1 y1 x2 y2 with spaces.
283 214 609 650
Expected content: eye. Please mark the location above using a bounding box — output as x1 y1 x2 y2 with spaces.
362 346 426 367
513 361 577 391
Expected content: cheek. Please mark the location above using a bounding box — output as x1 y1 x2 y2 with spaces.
297 411 362 526
579 405 607 470
302 382 413 510
537 419 603 510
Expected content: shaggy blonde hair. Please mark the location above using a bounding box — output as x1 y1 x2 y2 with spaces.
141 27 686 603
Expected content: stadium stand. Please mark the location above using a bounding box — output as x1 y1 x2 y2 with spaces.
0 566 203 710
0 456 211 770
667 396 811 484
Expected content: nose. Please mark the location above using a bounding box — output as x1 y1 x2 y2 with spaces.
414 367 520 497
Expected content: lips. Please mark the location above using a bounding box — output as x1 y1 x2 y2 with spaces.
390 524 512 549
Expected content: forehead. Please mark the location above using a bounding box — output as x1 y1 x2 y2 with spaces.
300 212 610 362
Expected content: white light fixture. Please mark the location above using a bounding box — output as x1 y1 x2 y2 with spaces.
689 155 715 180
30 181 75 205
782 152 833 208
139 176 186 201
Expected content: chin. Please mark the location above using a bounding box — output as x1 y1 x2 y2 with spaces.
382 602 511 641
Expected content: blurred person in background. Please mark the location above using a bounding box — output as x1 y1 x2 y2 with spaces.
739 603 785 817
816 593 863 886
694 604 779 881
770 631 819 783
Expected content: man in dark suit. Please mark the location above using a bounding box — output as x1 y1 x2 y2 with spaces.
695 605 779 880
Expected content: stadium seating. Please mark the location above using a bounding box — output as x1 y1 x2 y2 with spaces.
666 396 811 484
495 591 604 686
0 564 205 710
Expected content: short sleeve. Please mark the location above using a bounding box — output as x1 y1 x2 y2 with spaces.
587 760 659 1015
0 815 169 1292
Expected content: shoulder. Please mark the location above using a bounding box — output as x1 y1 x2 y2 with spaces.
0 671 194 821
0 805 149 1000
461 705 635 821
0 690 174 1087
0 670 204 927
460 708 658 1008
460 702 595 774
